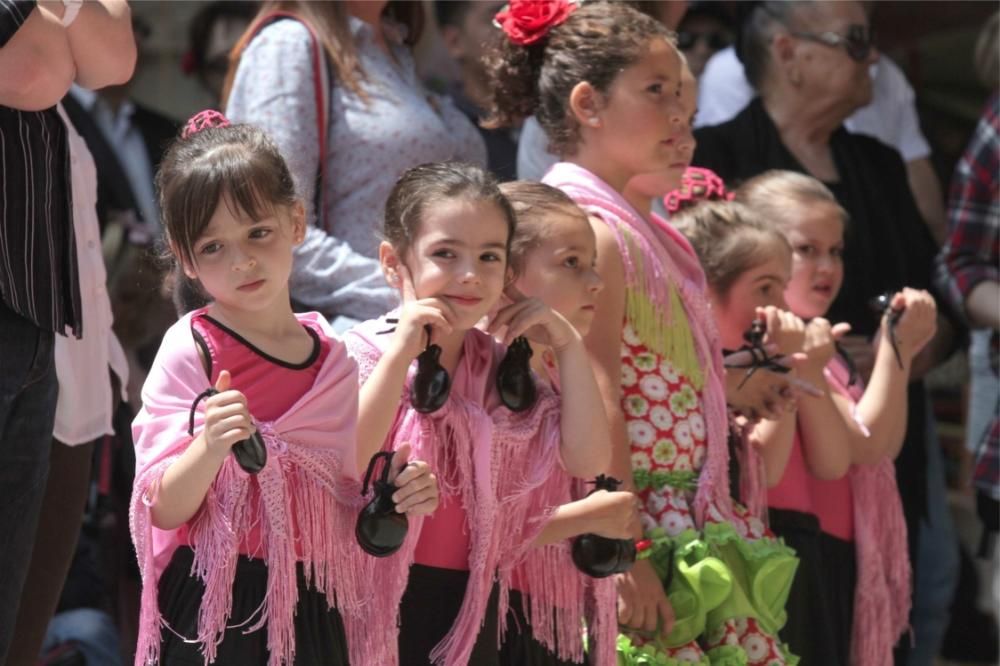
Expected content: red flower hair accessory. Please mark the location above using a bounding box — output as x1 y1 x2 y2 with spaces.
663 166 734 214
493 0 579 46
181 110 231 139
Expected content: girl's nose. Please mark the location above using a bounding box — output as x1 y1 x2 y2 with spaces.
587 269 604 294
232 248 256 271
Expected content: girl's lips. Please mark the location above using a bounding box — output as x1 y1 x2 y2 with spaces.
238 279 265 292
446 295 483 306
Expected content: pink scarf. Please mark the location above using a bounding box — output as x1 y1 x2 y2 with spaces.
543 162 734 525
824 359 912 665
345 317 613 665
129 312 376 666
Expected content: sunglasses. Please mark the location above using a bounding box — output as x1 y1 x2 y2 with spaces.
676 29 732 51
789 24 875 62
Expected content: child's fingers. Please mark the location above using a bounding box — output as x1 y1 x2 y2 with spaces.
831 323 852 339
386 443 412 485
207 389 248 411
391 468 435 505
395 478 439 515
657 597 676 636
214 369 231 393
487 298 534 332
206 400 251 423
503 282 530 304
392 460 432 492
398 264 417 303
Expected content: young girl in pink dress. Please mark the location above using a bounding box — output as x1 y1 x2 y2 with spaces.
344 162 612 666
129 112 438 666
485 3 803 663
498 180 640 666
736 170 937 665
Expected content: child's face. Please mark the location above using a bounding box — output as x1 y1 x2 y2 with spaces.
180 196 305 312
590 38 688 181
513 209 603 336
710 242 792 350
625 64 698 199
396 198 510 331
782 201 846 320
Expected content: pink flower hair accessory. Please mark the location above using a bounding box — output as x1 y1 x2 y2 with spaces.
663 166 735 214
493 0 578 46
181 109 231 139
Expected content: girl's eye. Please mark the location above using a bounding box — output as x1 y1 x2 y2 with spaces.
249 227 272 240
647 83 663 94
432 249 455 259
199 242 221 255
832 247 844 258
760 284 773 296
480 252 503 263
796 244 815 257
563 256 580 269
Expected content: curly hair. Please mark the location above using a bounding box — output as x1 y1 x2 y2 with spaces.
483 1 673 157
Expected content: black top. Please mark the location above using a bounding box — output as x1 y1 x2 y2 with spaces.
0 0 82 336
449 83 518 183
693 98 939 337
693 98 940 529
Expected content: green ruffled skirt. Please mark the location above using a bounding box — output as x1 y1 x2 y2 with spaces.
617 523 799 665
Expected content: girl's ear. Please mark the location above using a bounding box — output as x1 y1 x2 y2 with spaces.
290 200 307 245
170 242 199 280
568 81 604 130
378 240 402 288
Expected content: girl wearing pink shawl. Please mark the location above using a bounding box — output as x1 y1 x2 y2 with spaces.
497 181 644 666
344 162 613 666
484 2 802 663
736 171 938 665
130 113 438 666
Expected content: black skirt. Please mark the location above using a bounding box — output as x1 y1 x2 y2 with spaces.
769 508 843 666
498 589 586 666
157 546 350 665
398 564 500 666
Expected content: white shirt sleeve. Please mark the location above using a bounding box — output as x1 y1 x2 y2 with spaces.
843 58 931 162
694 47 757 128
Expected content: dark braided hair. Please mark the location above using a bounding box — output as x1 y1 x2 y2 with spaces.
484 1 674 157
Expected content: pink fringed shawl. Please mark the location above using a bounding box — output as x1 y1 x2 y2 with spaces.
129 312 376 666
543 162 735 525
345 318 613 665
824 359 911 665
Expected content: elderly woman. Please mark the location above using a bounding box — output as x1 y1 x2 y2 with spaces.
693 2 957 665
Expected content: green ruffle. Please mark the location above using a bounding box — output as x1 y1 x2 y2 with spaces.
633 468 699 493
620 523 798 662
617 635 710 666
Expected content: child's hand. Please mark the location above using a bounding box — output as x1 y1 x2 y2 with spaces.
488 285 579 352
725 363 795 422
758 306 806 356
575 490 641 540
390 264 456 360
801 318 851 371
203 370 254 458
388 443 439 517
617 559 675 634
887 288 937 361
